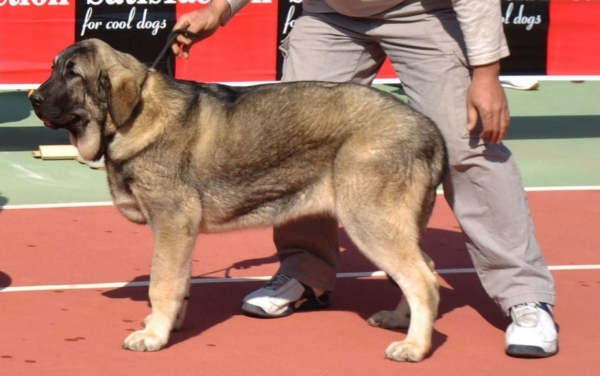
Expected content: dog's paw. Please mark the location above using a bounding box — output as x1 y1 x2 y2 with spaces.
367 310 410 329
384 340 427 362
122 329 166 352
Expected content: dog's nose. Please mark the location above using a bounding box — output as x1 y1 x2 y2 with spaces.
29 93 43 107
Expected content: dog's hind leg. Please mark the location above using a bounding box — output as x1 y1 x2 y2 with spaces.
340 206 439 362
335 153 439 361
369 252 436 329
368 185 439 330
122 215 198 352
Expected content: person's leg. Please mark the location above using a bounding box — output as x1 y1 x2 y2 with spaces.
371 0 557 356
242 12 388 317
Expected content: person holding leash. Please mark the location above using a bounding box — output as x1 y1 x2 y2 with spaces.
172 0 558 358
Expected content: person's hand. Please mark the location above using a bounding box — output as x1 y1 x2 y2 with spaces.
467 61 510 145
171 0 232 59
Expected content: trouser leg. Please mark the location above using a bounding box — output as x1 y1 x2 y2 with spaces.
374 0 555 311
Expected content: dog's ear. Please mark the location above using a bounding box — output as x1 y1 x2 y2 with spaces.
105 65 141 127
104 50 147 127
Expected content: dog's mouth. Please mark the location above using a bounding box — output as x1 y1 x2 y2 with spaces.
41 117 59 130
38 113 81 132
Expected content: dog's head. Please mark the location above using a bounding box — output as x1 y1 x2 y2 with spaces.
29 38 148 162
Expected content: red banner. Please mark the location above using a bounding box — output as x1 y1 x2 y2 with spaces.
1 0 600 88
0 0 74 86
547 0 600 75
176 2 278 83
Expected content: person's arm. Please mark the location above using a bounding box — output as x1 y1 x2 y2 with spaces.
171 0 251 59
453 0 510 144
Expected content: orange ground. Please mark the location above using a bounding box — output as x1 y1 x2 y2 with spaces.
1 190 599 375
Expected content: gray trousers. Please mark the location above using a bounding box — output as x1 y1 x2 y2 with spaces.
274 0 555 312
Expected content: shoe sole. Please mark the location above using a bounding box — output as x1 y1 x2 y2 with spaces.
506 344 558 358
241 302 295 318
241 296 331 319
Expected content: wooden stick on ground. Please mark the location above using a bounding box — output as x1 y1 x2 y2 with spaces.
32 145 79 160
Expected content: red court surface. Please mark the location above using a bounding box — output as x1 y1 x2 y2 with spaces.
1 190 599 375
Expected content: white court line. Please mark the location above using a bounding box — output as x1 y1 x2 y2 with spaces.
1 264 599 293
2 186 599 211
1 186 598 293
1 202 114 210
524 186 600 192
4 75 600 90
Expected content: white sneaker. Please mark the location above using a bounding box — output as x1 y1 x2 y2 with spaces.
505 302 558 358
500 77 540 91
241 273 331 318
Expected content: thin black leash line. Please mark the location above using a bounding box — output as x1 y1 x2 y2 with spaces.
150 28 201 76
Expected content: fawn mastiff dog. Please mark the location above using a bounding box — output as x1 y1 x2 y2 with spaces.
29 39 447 362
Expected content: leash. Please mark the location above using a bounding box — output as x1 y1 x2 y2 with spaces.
150 28 201 76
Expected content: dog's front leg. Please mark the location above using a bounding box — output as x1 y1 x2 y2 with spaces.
122 220 197 352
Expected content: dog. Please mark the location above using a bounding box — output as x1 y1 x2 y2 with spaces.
29 39 447 362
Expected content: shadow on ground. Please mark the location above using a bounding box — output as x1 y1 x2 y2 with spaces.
382 83 600 140
0 126 70 152
0 91 70 152
0 192 6 210
506 115 600 139
102 227 508 358
0 91 32 123
0 270 12 290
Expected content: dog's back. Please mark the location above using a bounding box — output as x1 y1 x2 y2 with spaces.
138 77 447 234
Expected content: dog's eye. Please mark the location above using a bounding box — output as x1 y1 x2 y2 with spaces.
64 65 80 79
64 60 79 77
